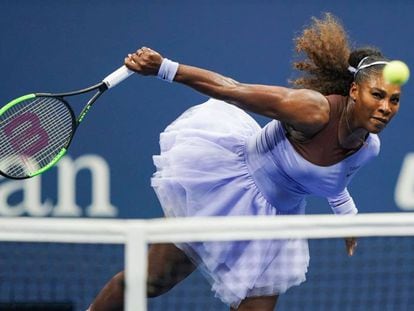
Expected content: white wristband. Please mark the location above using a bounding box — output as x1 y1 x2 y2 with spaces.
157 58 179 82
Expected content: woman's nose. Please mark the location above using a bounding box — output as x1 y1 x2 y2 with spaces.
378 100 391 115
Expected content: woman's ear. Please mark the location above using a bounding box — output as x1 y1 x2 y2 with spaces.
349 82 358 101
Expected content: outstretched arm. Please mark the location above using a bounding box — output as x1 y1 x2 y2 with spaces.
124 47 330 138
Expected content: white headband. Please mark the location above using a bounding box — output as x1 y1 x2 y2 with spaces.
348 56 389 77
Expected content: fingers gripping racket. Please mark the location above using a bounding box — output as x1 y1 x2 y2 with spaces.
0 66 133 179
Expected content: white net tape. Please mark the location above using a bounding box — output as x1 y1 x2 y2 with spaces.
1 213 414 311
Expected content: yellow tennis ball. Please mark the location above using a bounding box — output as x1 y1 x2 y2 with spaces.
383 60 410 85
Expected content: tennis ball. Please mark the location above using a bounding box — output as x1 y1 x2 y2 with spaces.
383 60 410 85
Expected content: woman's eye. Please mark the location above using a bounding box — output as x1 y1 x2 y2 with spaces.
372 92 384 99
391 97 400 104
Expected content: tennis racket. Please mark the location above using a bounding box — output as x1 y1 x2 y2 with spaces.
0 65 133 179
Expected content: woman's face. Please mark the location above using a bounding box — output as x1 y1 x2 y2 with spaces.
350 73 401 133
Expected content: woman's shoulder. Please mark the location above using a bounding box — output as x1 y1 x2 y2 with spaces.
326 94 347 101
325 94 347 111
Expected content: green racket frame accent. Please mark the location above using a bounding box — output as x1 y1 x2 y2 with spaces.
28 148 67 177
0 94 36 116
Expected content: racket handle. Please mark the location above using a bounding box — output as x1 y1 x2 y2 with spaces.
103 65 134 89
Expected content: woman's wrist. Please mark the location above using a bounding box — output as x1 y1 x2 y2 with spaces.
157 58 179 82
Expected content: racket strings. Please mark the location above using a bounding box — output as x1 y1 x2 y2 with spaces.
0 119 71 176
2 97 72 149
2 98 67 144
1 98 70 148
0 97 74 178
6 99 72 151
0 97 61 127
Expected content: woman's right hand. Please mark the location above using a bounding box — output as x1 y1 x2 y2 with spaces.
125 47 163 76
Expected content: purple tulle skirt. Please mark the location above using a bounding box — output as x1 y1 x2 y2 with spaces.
151 99 309 307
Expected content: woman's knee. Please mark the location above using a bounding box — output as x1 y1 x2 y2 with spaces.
232 295 279 311
103 270 172 298
89 272 125 311
112 271 125 288
102 270 168 298
147 243 196 298
146 275 175 298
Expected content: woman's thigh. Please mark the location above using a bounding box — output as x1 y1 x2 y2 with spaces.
231 295 279 311
147 243 196 296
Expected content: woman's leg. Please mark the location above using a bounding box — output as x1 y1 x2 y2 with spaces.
231 295 279 311
147 243 196 297
89 271 125 311
89 243 196 311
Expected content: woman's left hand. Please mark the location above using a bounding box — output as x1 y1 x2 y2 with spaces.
345 237 358 256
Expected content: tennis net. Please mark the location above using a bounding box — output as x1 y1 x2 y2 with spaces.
0 213 414 310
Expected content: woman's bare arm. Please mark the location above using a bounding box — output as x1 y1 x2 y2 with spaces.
125 47 330 137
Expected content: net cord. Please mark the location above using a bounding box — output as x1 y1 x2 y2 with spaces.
1 213 414 244
1 213 414 311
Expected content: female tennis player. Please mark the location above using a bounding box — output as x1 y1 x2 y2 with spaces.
89 13 401 311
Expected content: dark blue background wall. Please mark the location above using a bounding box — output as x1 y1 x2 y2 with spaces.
1 1 414 310
1 0 414 219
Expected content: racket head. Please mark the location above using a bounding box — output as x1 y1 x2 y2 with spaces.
0 94 76 179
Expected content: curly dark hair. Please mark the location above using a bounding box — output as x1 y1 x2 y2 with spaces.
291 13 388 95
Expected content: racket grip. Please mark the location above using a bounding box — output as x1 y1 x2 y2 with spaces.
103 65 134 89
